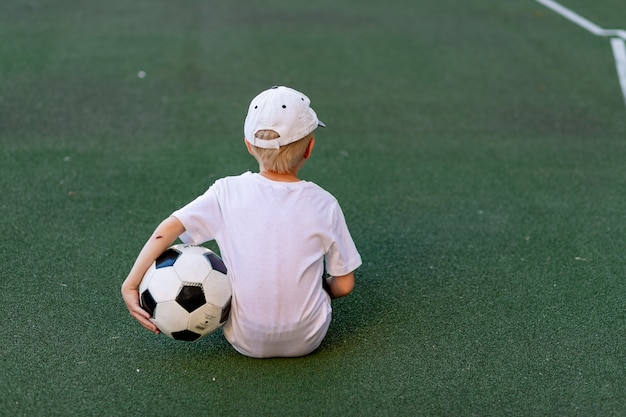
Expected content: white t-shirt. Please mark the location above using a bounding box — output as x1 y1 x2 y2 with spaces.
172 172 362 358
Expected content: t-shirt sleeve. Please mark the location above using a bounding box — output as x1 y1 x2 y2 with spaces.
171 182 224 245
325 204 362 277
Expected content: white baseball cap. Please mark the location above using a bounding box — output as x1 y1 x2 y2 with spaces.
244 86 325 150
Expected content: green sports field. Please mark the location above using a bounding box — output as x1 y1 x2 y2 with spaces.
2 0 625 415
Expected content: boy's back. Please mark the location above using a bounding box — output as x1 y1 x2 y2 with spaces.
173 172 361 358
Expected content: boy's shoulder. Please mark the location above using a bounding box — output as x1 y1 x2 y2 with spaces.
216 172 337 200
211 171 255 188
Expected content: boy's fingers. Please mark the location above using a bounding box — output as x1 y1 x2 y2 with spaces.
132 310 159 334
122 290 160 334
131 306 159 333
132 304 149 319
139 318 160 334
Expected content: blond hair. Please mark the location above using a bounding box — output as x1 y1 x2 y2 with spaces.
248 130 313 174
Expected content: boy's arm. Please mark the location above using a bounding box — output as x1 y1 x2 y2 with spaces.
324 272 355 299
121 216 186 333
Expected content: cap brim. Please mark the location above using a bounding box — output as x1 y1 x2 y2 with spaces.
318 120 326 128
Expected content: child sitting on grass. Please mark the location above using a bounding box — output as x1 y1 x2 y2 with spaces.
122 86 362 358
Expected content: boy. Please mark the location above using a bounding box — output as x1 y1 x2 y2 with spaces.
122 86 362 358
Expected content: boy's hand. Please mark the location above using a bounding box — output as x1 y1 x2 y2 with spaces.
324 272 355 299
120 217 186 335
121 285 160 334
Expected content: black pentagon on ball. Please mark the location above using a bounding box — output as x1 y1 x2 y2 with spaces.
171 329 202 342
140 289 157 318
204 253 227 274
220 296 232 324
176 284 206 313
155 248 181 269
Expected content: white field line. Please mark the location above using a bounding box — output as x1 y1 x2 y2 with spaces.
610 38 626 108
535 0 626 108
535 0 626 40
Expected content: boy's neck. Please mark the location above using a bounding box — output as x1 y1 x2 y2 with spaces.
260 170 301 182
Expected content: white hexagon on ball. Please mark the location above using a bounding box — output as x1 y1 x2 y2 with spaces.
152 300 190 337
172 249 212 284
188 303 223 335
203 270 231 307
147 267 182 303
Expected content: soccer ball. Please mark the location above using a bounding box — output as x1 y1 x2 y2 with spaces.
139 244 232 342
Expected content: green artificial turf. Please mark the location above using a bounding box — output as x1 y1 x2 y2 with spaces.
1 0 626 415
